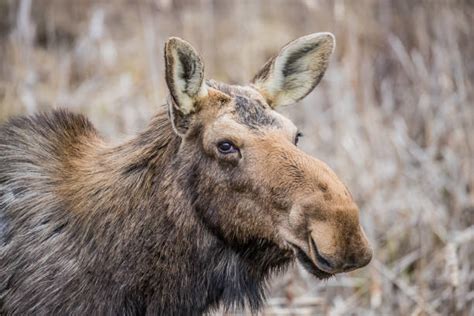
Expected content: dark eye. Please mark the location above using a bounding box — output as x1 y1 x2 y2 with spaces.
295 131 303 145
217 141 238 154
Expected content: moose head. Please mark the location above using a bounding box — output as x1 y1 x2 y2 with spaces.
164 33 372 279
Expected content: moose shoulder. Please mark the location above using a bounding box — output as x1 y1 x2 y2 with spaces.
0 33 372 315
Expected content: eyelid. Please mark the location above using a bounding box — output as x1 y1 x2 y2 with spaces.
216 137 241 149
218 141 238 154
216 138 241 153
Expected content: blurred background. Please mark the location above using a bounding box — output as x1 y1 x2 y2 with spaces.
0 0 473 314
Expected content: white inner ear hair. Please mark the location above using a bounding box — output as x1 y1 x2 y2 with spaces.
257 33 334 107
171 50 208 115
271 47 316 106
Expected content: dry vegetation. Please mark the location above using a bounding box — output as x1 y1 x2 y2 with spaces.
0 0 473 315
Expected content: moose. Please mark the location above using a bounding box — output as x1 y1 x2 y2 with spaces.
0 33 372 315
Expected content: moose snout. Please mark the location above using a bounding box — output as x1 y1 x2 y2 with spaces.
284 157 373 276
308 233 372 274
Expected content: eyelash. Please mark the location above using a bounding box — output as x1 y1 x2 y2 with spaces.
295 131 303 145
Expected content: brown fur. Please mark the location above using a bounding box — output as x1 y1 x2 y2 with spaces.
0 34 371 315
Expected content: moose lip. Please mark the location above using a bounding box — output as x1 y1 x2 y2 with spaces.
289 242 334 280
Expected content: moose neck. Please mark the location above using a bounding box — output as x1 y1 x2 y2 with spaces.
69 107 290 313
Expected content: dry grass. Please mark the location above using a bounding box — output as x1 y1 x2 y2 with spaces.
0 0 473 315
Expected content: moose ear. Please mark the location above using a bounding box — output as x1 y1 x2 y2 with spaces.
251 32 335 108
164 37 208 135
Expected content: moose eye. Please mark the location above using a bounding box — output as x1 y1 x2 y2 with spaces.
217 141 238 154
295 131 303 146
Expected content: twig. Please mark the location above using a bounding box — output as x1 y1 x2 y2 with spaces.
372 259 441 316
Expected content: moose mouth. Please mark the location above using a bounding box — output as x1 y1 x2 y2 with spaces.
289 241 334 280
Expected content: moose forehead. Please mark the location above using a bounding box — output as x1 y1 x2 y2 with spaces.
206 80 291 131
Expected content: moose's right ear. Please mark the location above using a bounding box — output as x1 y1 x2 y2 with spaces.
164 37 208 136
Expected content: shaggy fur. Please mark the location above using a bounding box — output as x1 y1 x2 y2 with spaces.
0 109 292 315
0 34 371 315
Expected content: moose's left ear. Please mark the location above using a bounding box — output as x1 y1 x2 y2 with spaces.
164 37 208 135
251 32 335 108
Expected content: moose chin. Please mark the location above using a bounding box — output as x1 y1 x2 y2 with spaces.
0 32 372 315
